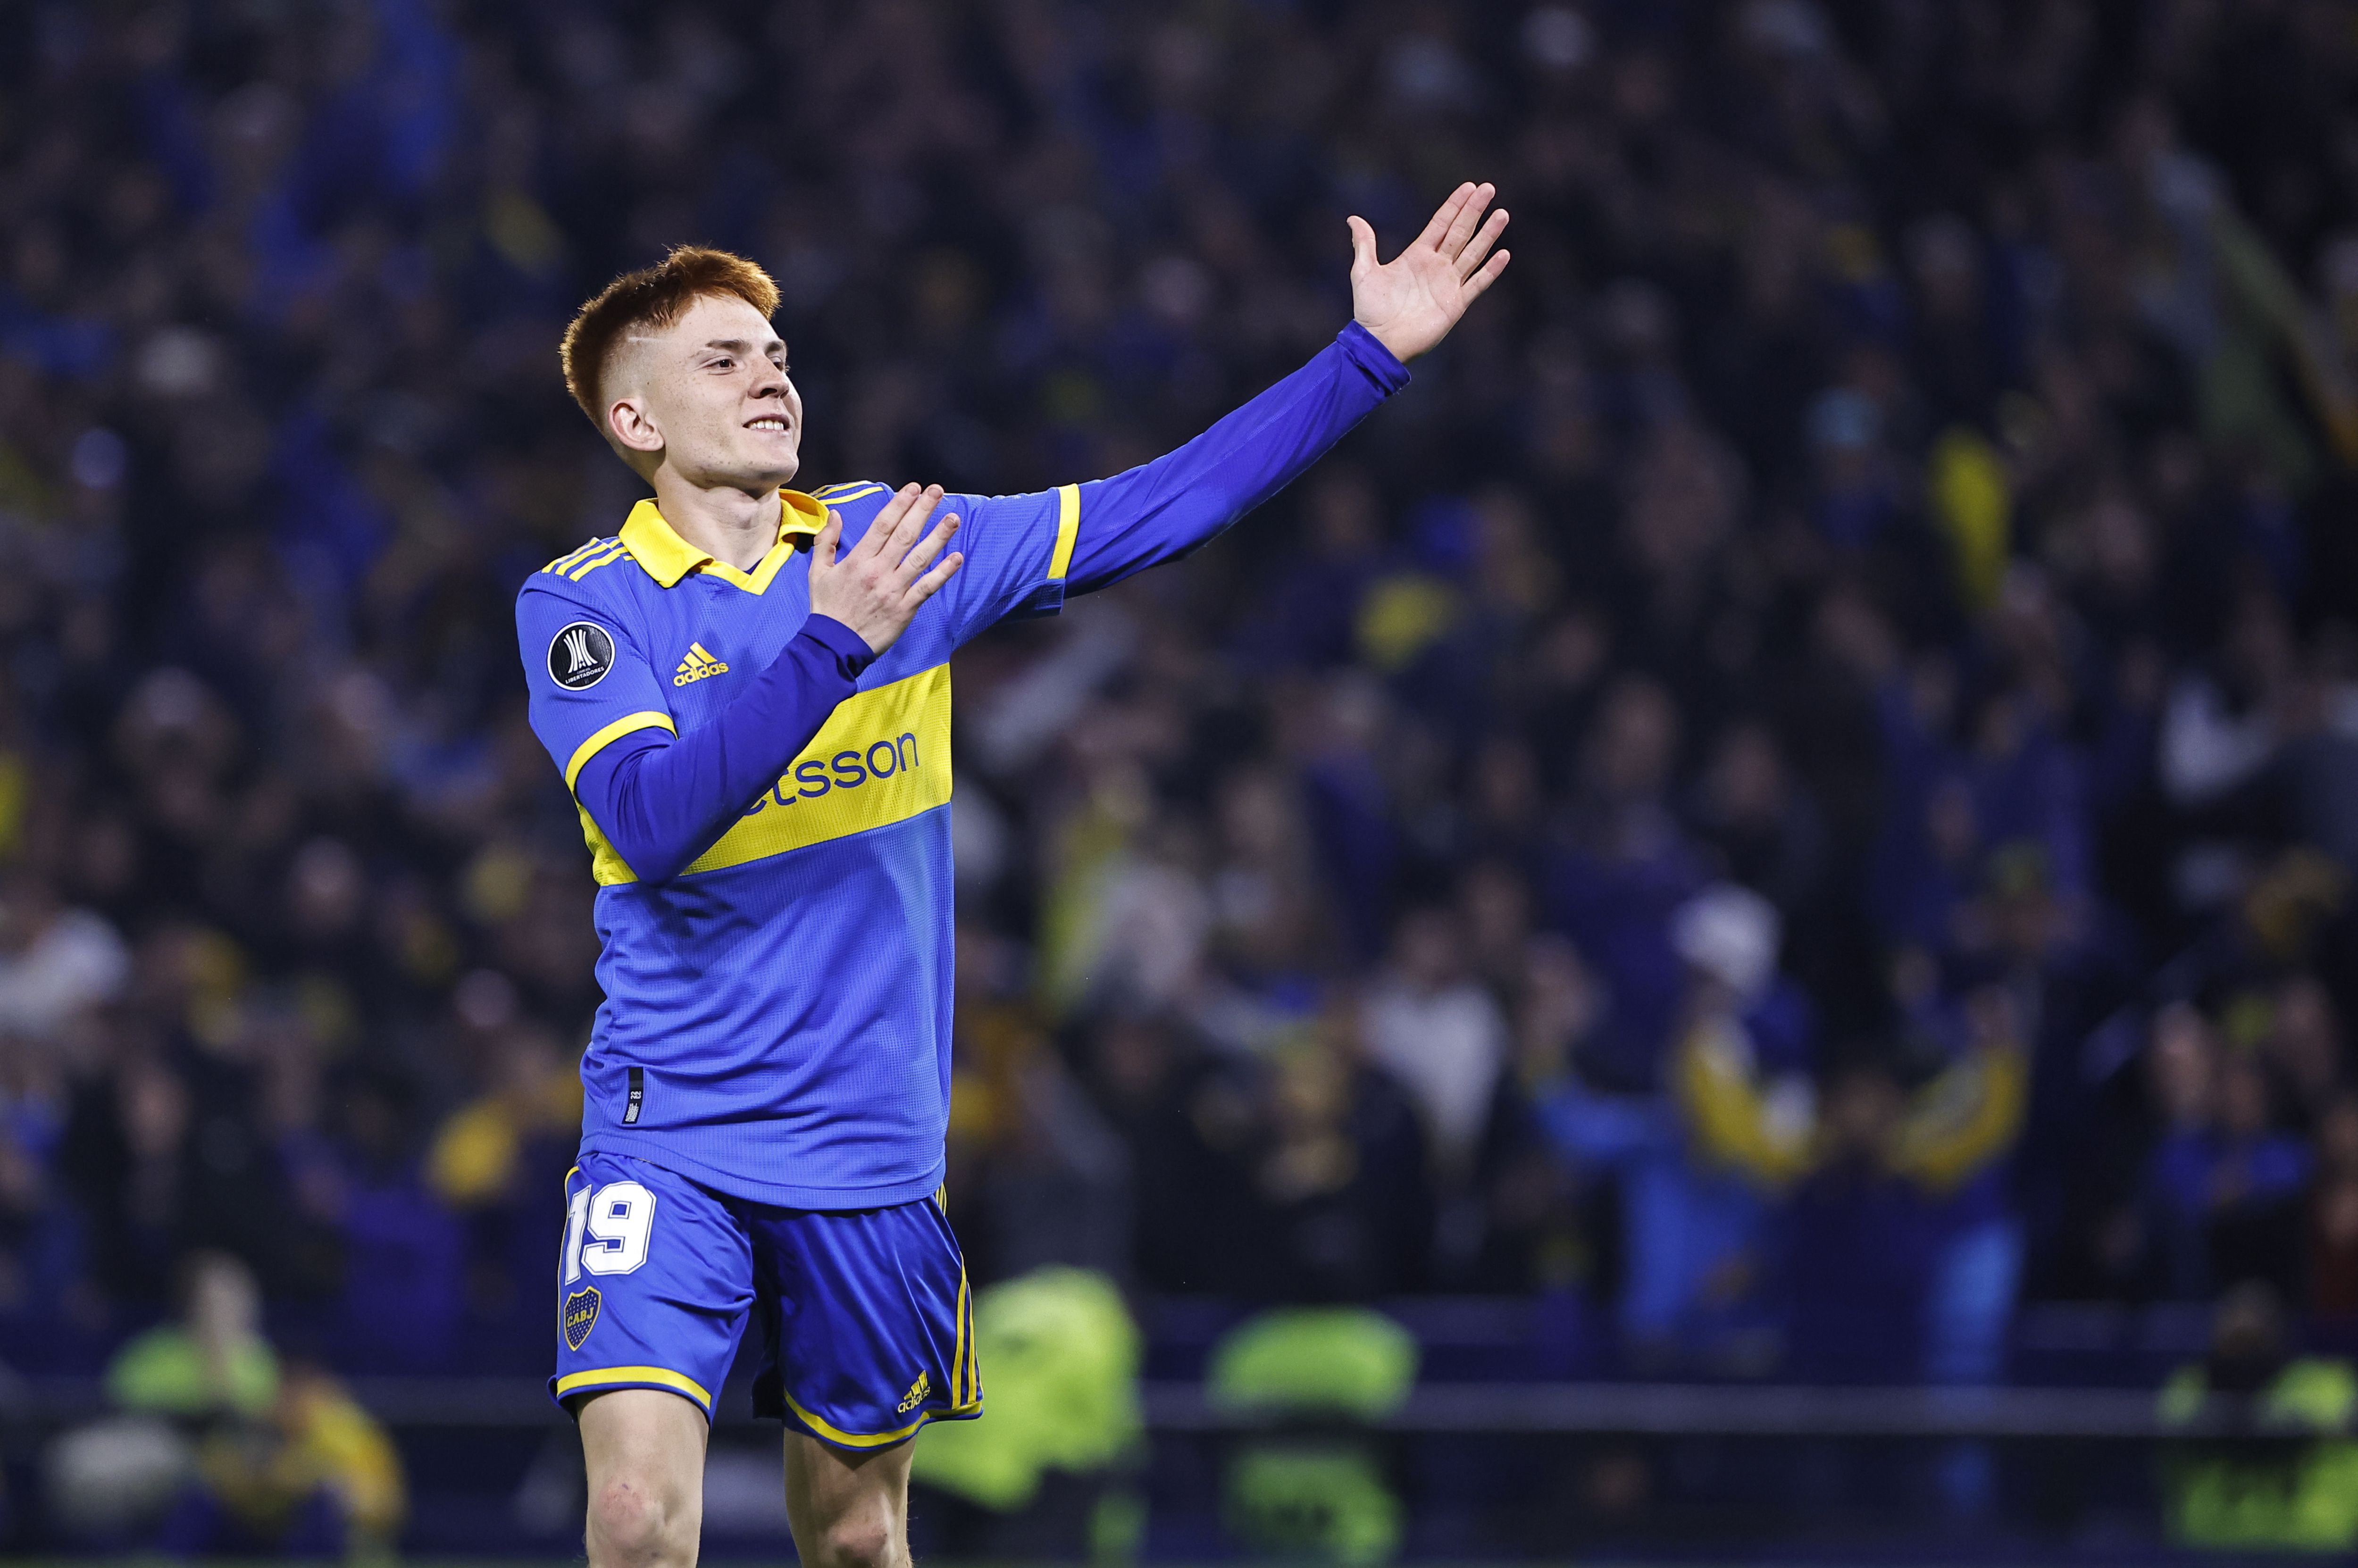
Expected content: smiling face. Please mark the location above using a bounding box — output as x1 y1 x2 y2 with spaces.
603 292 804 493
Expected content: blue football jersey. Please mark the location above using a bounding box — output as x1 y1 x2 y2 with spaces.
516 324 1407 1212
517 481 1074 1209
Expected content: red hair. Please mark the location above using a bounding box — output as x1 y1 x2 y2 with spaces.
560 245 782 427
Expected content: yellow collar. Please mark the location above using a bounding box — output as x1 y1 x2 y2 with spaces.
618 490 830 593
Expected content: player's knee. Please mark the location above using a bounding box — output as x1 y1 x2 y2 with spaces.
812 1513 901 1568
586 1476 695 1568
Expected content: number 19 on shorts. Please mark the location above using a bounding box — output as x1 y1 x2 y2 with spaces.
563 1178 656 1281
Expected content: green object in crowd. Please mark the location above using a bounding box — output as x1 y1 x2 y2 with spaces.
1208 1306 1420 1420
1224 1443 1401 1566
1088 1484 1147 1564
105 1328 279 1420
912 1266 1142 1514
2159 1358 2358 1551
1211 1307 1418 1564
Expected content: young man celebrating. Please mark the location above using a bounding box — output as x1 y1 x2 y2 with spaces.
519 183 1508 1568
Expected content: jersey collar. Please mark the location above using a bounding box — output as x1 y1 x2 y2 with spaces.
618 490 830 593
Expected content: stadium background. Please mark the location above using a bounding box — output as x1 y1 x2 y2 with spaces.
5 0 2358 1559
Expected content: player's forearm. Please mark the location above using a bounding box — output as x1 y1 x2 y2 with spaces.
1065 322 1409 593
573 617 875 882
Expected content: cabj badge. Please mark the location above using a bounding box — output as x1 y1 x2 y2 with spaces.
564 1285 602 1351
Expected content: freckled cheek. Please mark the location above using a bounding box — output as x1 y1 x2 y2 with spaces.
692 384 742 441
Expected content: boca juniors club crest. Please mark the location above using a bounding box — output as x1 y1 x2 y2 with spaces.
564 1286 602 1351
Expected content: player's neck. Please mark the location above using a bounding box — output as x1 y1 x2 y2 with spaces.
649 472 783 572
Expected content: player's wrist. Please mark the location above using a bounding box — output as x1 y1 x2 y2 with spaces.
1353 315 1409 362
1342 319 1415 383
800 613 881 673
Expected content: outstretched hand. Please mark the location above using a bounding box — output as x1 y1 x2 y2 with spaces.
1348 181 1510 363
807 483 964 655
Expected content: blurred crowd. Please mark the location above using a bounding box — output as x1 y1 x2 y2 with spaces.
1 0 2357 1392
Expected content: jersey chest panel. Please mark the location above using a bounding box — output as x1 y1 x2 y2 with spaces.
584 563 956 886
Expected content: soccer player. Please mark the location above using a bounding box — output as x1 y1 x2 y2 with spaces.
519 182 1507 1568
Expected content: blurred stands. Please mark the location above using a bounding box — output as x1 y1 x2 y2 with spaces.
4 0 2358 1553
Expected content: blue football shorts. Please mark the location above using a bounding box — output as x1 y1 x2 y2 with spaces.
548 1151 981 1448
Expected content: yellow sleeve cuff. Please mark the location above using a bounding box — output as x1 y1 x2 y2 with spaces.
1047 484 1079 580
564 711 677 792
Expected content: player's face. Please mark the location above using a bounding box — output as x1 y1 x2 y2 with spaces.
629 293 804 492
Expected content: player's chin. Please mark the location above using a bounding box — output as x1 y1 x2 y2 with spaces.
731 438 800 488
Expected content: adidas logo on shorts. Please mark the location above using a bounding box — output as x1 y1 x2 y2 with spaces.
896 1370 931 1414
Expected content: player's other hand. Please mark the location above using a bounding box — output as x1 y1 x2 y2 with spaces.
807 483 964 655
1347 181 1510 363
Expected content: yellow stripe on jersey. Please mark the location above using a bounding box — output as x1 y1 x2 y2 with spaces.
577 801 636 886
554 540 624 577
1048 483 1079 580
568 542 634 581
545 537 615 575
564 710 677 792
581 664 952 887
812 482 887 507
679 663 951 877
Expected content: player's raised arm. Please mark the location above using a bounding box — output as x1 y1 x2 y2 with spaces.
924 184 1509 642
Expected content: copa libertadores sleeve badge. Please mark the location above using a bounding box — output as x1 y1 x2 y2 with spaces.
549 621 617 690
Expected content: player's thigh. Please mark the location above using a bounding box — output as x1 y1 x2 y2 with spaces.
782 1427 915 1568
580 1388 710 1560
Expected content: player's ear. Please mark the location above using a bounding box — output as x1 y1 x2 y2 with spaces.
607 395 663 459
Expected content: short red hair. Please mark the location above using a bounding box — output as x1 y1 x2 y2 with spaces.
560 245 782 428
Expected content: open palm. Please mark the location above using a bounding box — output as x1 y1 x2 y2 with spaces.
1349 182 1511 363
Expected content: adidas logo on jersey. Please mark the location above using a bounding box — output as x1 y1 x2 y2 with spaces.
672 643 731 686
896 1370 931 1414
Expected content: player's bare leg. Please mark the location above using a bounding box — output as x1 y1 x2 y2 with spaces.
782 1429 915 1568
580 1390 709 1568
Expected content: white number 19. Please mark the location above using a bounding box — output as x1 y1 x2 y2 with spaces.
562 1179 657 1282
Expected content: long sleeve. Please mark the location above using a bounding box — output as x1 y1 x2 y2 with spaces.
1065 321 1410 593
913 323 1412 646
564 616 876 884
